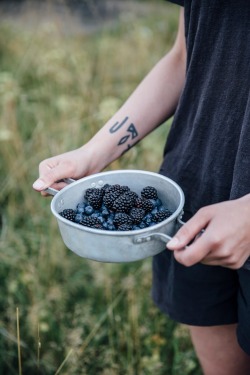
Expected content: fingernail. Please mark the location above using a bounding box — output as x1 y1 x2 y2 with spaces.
33 179 46 190
167 237 179 248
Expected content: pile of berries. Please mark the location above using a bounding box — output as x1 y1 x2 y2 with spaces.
59 184 173 232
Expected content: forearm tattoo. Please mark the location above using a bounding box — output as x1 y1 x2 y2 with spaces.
109 116 139 154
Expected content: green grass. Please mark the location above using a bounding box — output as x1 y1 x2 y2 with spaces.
0 1 202 374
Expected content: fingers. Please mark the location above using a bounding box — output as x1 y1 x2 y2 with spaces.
39 181 69 196
166 199 250 269
173 232 212 266
33 158 74 192
201 246 249 269
166 206 214 267
167 206 211 250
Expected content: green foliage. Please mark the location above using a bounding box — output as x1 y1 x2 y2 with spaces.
0 1 201 374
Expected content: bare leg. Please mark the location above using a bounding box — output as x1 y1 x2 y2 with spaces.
189 324 250 375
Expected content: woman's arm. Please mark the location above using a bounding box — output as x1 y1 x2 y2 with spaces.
86 9 186 169
33 9 186 192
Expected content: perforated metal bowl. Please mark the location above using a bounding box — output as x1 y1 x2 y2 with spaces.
48 170 185 263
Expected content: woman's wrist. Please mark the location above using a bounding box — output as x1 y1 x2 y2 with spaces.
79 138 114 174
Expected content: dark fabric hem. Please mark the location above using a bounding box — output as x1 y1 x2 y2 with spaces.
237 328 250 356
165 0 184 6
152 297 238 327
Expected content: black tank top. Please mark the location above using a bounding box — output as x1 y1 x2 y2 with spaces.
162 0 250 219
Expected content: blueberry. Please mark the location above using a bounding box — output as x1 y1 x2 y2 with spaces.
85 205 94 215
107 217 114 226
109 212 115 220
91 212 100 218
132 225 141 230
143 213 153 222
101 208 110 218
76 202 86 213
149 222 156 227
143 213 153 226
151 207 158 215
97 215 105 224
107 224 116 231
68 183 172 232
159 205 167 212
102 222 108 230
75 213 83 223
149 199 157 208
155 199 162 207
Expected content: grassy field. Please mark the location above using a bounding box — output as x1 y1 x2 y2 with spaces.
0 1 202 374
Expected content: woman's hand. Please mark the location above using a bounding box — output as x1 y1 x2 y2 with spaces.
167 195 250 269
32 145 100 195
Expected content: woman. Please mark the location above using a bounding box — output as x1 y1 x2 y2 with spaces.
33 1 250 373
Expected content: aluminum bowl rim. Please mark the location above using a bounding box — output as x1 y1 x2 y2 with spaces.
50 169 185 236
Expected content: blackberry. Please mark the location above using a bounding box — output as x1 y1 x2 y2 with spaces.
135 197 143 208
102 183 130 194
148 199 158 208
80 216 102 229
129 207 145 224
120 185 130 193
103 191 121 209
84 187 102 199
113 193 135 213
104 184 124 197
63 182 170 232
141 186 158 200
113 213 133 228
135 197 154 212
117 223 133 231
86 190 103 209
100 184 111 193
59 209 76 222
126 191 138 203
153 209 172 223
106 184 120 192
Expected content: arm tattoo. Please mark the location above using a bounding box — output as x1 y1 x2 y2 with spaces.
109 116 139 154
109 116 129 133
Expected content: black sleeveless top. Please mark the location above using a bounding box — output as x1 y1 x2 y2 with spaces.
162 0 250 219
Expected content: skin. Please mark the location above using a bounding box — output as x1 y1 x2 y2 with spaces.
33 8 250 372
189 325 250 375
33 9 186 193
167 196 250 269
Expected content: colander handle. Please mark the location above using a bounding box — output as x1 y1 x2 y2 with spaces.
134 221 250 270
43 178 75 196
133 215 186 245
143 232 250 270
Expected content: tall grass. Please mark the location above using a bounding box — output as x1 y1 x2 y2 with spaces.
0 1 201 374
